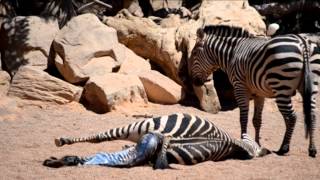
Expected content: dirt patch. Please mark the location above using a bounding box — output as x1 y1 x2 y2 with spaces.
0 96 319 179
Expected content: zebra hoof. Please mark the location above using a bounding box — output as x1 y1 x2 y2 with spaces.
275 149 289 156
258 147 272 157
55 138 65 147
43 157 64 168
43 156 82 168
309 149 317 158
275 144 289 156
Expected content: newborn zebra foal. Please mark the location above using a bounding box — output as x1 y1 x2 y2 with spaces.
43 113 270 169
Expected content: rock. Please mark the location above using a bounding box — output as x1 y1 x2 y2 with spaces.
104 2 265 113
104 10 182 83
0 96 19 121
0 70 10 95
150 0 183 12
104 2 265 81
103 10 218 113
82 56 117 77
138 70 182 104
83 73 148 113
198 1 266 35
0 16 59 75
124 0 144 17
51 14 121 84
193 80 220 114
118 47 151 74
158 14 186 28
8 66 82 104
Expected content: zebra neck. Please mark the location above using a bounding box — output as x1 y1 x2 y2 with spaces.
208 36 242 72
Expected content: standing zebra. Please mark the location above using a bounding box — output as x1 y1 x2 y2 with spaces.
43 113 269 169
183 25 320 157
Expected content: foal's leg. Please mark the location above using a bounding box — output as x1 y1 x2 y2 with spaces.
43 133 163 168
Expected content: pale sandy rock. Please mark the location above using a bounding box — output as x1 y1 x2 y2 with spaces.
199 1 266 36
104 2 265 113
159 14 186 28
8 67 82 104
193 80 221 114
82 56 117 77
0 16 59 75
138 70 182 104
124 0 144 17
0 70 10 95
104 10 182 82
52 14 121 83
83 73 148 113
150 0 183 12
118 47 151 74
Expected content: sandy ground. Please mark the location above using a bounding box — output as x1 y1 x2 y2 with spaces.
0 95 320 180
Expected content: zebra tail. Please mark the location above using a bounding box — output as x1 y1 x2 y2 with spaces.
301 36 313 139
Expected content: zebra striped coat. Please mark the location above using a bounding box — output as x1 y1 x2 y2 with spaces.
46 113 268 168
184 25 320 157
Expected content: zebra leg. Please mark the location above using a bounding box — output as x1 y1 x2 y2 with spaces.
55 135 105 147
44 133 162 168
43 156 84 168
275 97 297 155
154 135 171 169
83 132 162 167
240 133 271 158
252 97 265 145
234 85 250 137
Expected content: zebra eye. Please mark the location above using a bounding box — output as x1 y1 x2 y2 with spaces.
192 50 198 56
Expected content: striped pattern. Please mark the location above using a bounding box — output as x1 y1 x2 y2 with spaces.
186 25 320 157
55 113 265 165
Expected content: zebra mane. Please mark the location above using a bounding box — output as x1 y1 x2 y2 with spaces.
203 25 253 38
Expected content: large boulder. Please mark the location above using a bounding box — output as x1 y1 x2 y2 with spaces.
51 13 122 84
0 70 10 95
104 10 183 83
149 0 183 12
118 47 151 74
138 70 182 104
193 81 220 114
81 56 117 77
8 66 82 104
83 73 148 113
103 2 265 113
198 1 266 35
124 0 143 17
104 3 265 82
0 16 59 75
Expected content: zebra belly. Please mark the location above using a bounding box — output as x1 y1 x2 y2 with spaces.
166 141 232 165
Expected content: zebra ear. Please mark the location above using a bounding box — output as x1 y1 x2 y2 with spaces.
196 28 205 39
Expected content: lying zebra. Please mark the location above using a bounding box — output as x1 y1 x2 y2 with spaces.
43 113 270 169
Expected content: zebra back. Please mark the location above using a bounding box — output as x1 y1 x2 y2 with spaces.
202 25 253 38
55 113 233 148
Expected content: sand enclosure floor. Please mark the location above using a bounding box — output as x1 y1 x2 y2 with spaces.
0 95 319 180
